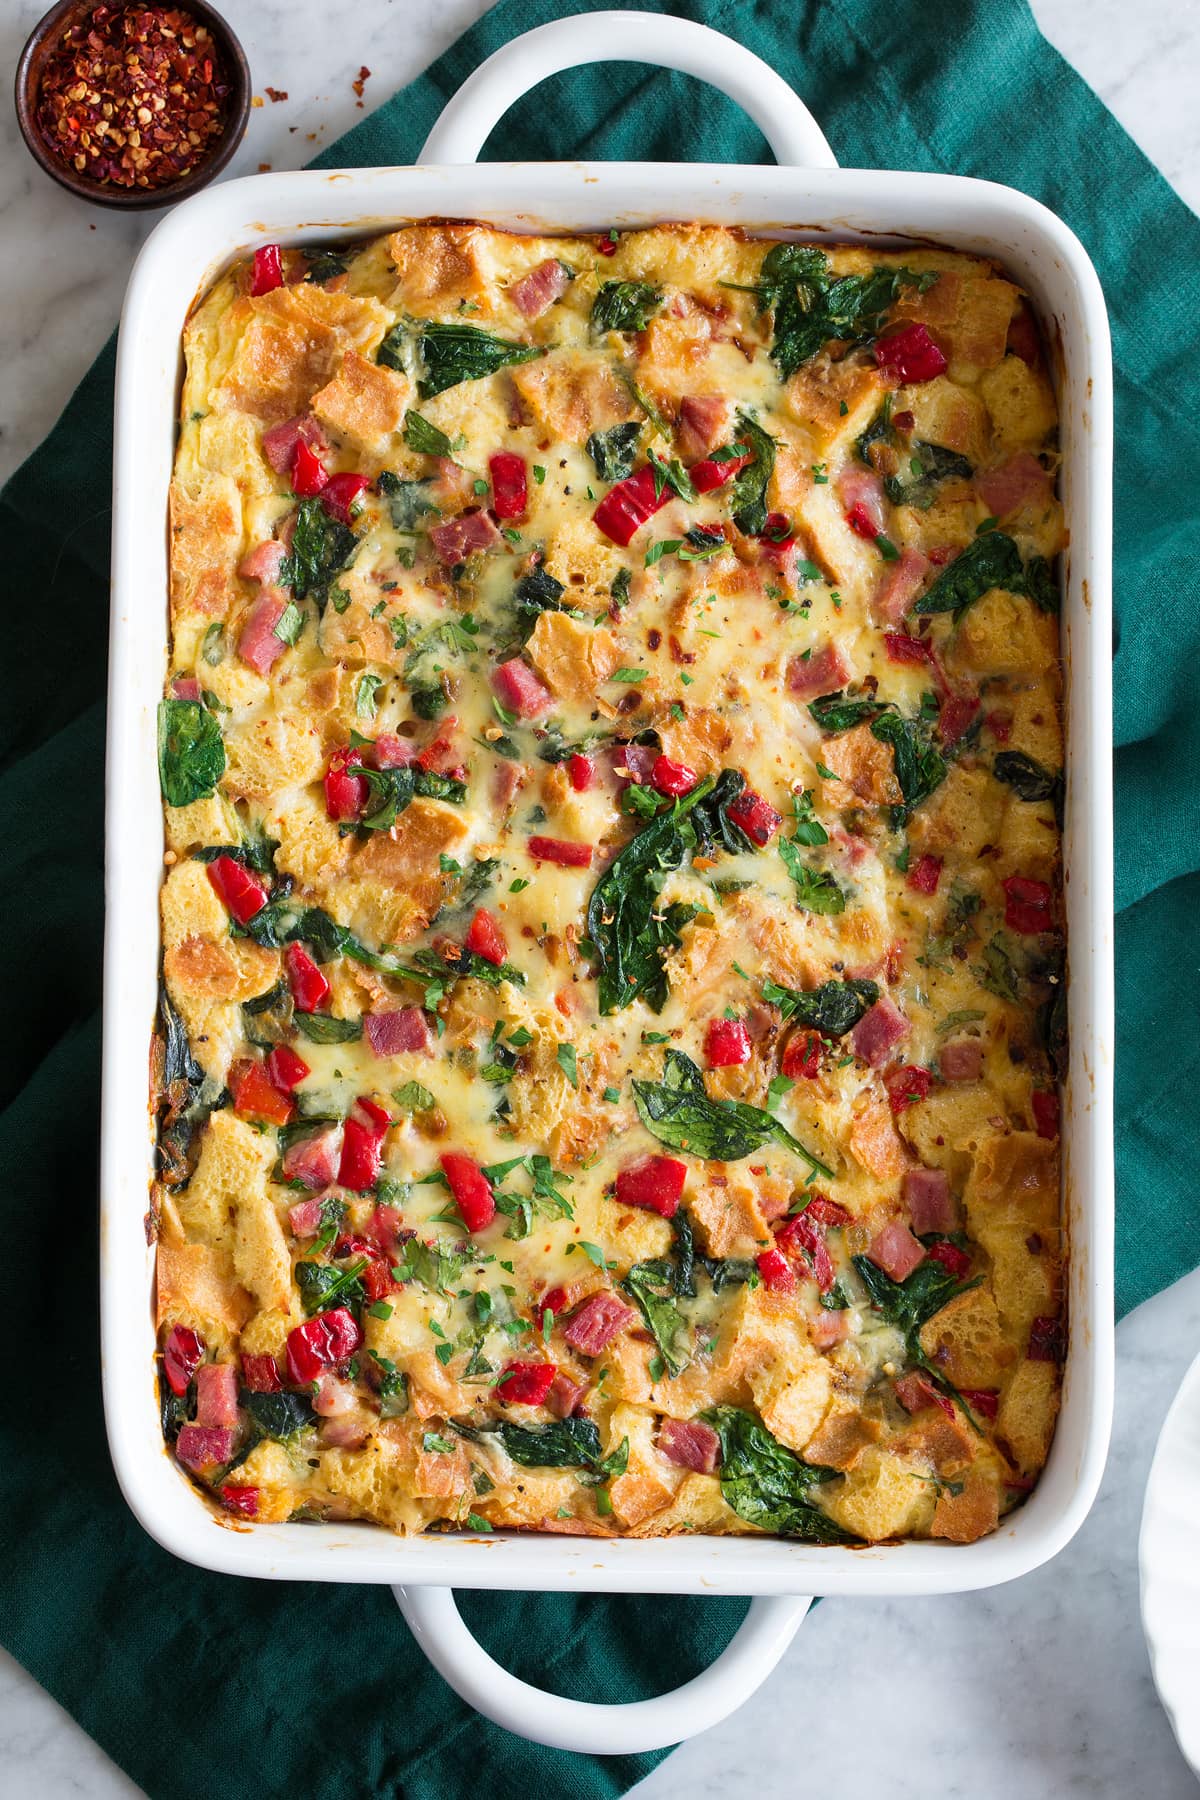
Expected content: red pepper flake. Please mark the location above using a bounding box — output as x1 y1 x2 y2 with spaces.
264 87 289 103
352 65 371 100
34 4 230 191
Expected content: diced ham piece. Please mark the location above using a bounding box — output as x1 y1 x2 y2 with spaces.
320 1414 373 1450
612 741 659 788
894 1372 954 1418
492 759 527 812
976 453 1051 519
867 1219 927 1282
836 465 886 536
902 1167 958 1236
313 1373 357 1417
287 1194 325 1236
940 1038 984 1082
364 1204 405 1259
546 1373 586 1419
238 538 288 585
510 258 570 319
873 548 931 623
786 642 852 699
365 1008 433 1057
939 694 980 746
562 1292 637 1356
1032 1089 1060 1140
175 1426 234 1473
261 414 328 474
659 1417 721 1474
492 657 554 719
238 590 290 675
194 1361 239 1429
809 1308 851 1350
851 995 909 1067
371 732 419 769
282 1130 341 1193
676 395 731 461
171 676 200 701
429 510 501 565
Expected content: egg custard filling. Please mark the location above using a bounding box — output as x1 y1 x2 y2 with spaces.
154 223 1066 1543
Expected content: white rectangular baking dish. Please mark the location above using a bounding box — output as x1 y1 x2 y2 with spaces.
101 11 1115 1752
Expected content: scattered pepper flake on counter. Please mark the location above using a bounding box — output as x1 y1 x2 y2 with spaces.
352 65 372 102
35 3 231 190
264 86 288 103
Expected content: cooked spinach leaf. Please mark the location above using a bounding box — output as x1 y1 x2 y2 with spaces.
870 710 947 825
411 321 543 398
1024 554 1060 614
994 750 1063 817
908 529 1023 619
687 768 759 856
762 976 878 1038
279 497 358 604
591 281 662 335
404 411 457 458
241 1391 316 1440
586 777 715 1013
293 1012 363 1044
378 471 438 532
852 1255 982 1420
703 1405 857 1542
979 932 1021 1001
157 698 225 807
733 243 930 382
622 1260 691 1377
885 441 973 509
633 1049 832 1176
295 1258 367 1316
587 421 642 482
807 688 884 734
455 1418 602 1468
729 411 776 537
856 394 895 467
156 991 224 1183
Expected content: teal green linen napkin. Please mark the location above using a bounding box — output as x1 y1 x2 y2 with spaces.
1 2 1196 1795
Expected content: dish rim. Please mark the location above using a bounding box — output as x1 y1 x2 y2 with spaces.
102 157 1115 1596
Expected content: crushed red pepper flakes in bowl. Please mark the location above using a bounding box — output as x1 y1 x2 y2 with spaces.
16 0 250 208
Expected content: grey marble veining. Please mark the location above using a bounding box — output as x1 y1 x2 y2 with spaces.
2 0 1199 1793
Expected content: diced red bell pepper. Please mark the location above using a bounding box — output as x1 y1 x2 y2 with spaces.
651 753 697 797
926 1238 972 1277
291 436 329 496
939 694 980 746
163 1323 205 1397
776 1211 834 1292
1028 1315 1066 1362
884 631 933 667
705 1017 751 1068
615 1154 687 1218
845 503 882 541
874 322 948 383
756 1247 796 1292
1032 1088 1060 1140
230 1059 294 1126
781 1030 822 1080
689 448 754 494
884 1064 934 1114
527 835 593 867
959 1388 1000 1421
803 1193 852 1227
241 1353 282 1393
892 410 916 433
206 854 268 924
593 464 670 546
986 709 1013 744
250 244 283 296
285 1307 363 1384
596 230 619 256
285 942 331 1013
324 747 369 822
906 854 943 896
489 452 528 521
726 786 782 846
266 1044 310 1092
567 753 594 792
1003 875 1053 934
496 1360 557 1405
321 471 370 523
219 1485 260 1517
440 1151 496 1233
464 907 507 966
338 1100 390 1191
361 1258 398 1304
533 1286 568 1334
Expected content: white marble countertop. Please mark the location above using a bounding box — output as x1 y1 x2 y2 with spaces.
3 0 1198 1793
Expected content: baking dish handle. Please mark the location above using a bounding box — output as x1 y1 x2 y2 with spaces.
394 1585 810 1752
418 11 837 169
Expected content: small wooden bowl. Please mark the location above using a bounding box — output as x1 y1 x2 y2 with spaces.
14 0 251 210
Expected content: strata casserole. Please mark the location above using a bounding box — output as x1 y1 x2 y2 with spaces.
153 221 1066 1544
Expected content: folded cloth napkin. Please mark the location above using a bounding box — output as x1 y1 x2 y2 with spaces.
1 0 1196 1794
